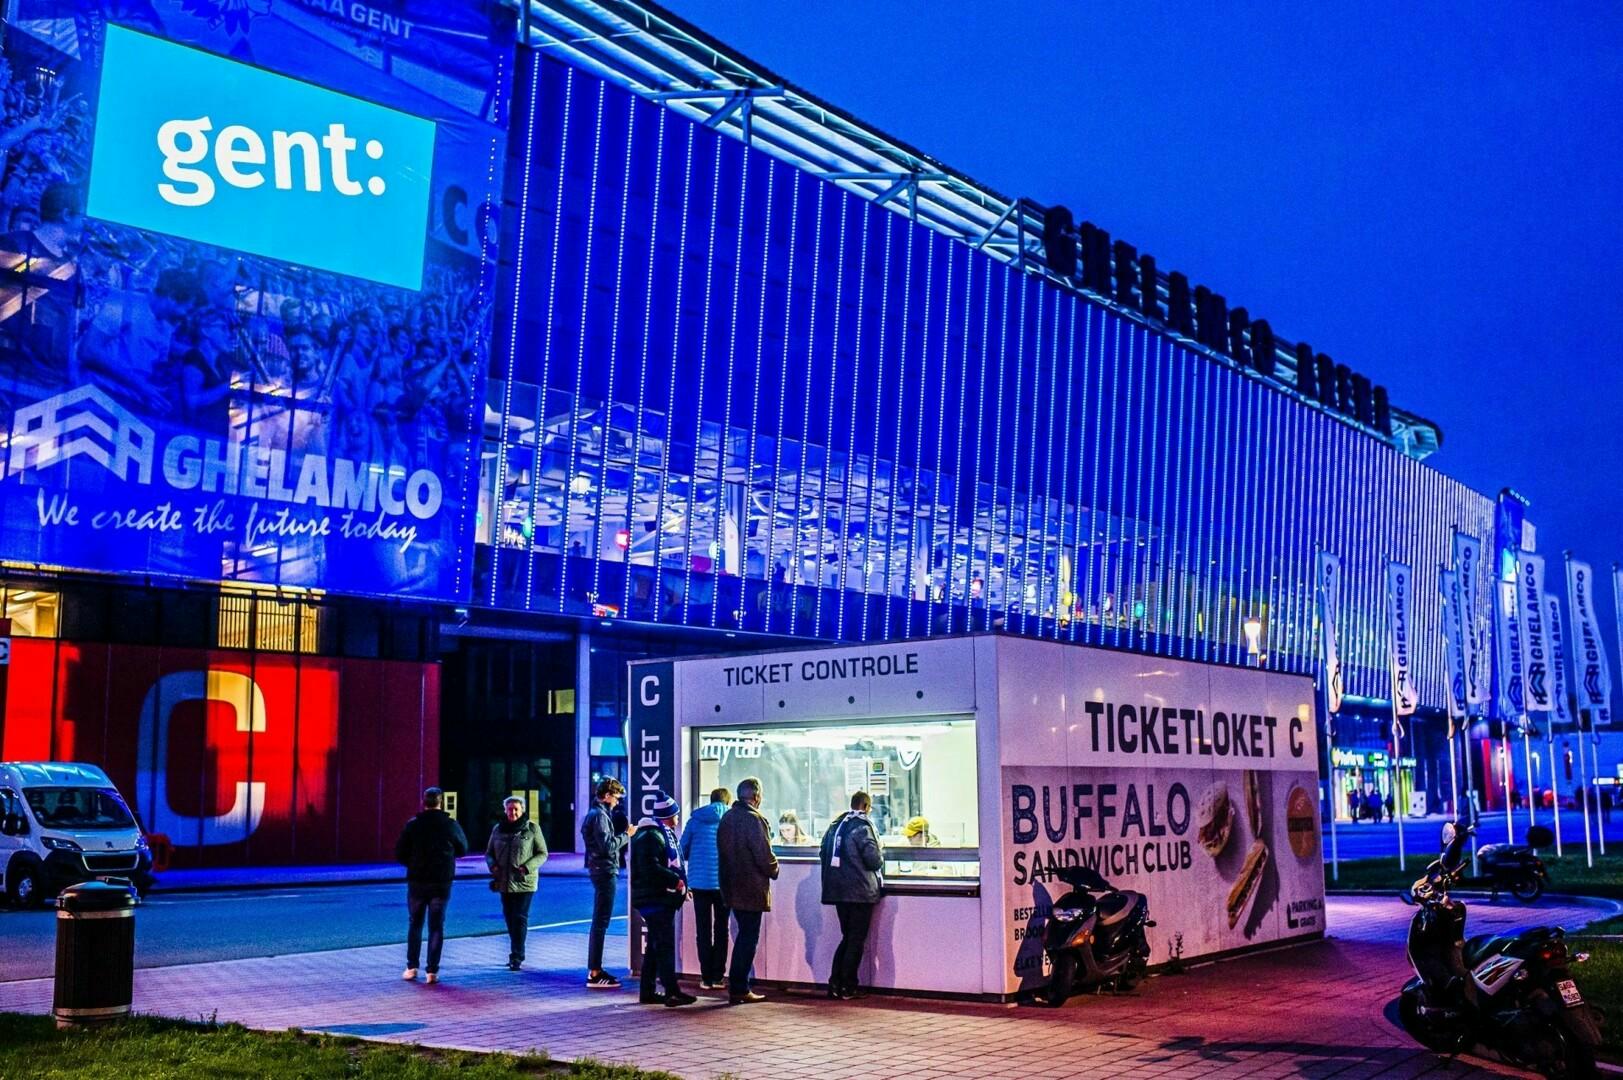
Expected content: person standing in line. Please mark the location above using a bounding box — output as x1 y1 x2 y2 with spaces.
394 786 469 985
582 777 632 989
486 796 548 971
820 790 883 999
680 787 732 990
630 790 697 1007
717 776 778 1005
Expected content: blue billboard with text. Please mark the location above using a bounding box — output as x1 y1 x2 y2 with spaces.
0 1 512 601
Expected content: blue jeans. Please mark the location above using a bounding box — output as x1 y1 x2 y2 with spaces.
729 909 763 997
406 888 449 972
588 872 617 971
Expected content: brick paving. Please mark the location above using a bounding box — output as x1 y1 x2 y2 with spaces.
3 896 1614 1079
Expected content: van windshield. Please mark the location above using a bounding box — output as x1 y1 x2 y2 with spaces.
23 787 136 830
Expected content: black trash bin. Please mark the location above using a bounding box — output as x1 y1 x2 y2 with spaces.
52 881 136 1028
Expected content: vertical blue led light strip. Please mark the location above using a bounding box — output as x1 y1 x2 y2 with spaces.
679 132 723 626
1145 336 1166 655
628 107 669 620
765 172 802 635
790 183 825 636
864 216 895 641
590 97 637 612
521 66 574 608
947 247 975 634
837 208 871 639
1000 274 1028 634
649 124 696 623
557 80 606 613
713 144 750 628
1084 309 1107 646
904 228 934 640
490 53 543 608
928 233 947 633
814 193 851 639
965 254 992 630
1069 306 1095 644
1019 285 1048 635
883 221 914 641
1171 344 1192 659
1129 325 1150 652
744 162 777 633
1231 377 1256 667
1052 294 1077 641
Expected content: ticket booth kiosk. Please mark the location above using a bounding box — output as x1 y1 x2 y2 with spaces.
628 634 1326 1000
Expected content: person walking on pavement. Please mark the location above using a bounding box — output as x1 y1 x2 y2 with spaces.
582 777 632 989
630 790 697 1007
820 790 883 999
486 796 548 971
395 786 468 985
680 787 732 990
717 775 778 1005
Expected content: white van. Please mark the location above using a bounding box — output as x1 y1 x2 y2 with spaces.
0 762 153 906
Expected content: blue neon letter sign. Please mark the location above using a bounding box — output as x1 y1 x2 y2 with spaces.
87 25 436 290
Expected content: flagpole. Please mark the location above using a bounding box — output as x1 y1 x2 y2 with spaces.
1523 723 1536 833
1325 681 1339 883
1447 723 1459 820
1577 712 1594 868
1549 729 1564 857
1595 730 1607 856
1391 699 1407 873
1501 732 1515 843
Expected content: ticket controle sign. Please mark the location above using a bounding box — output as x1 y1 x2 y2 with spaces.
1003 650 1322 990
0 2 510 600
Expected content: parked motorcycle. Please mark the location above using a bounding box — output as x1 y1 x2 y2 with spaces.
1039 864 1153 1007
1398 821 1603 1078
1401 824 1553 905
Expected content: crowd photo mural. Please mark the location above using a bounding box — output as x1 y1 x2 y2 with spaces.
0 0 512 600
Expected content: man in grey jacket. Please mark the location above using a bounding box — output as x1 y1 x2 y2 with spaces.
716 776 778 1004
819 790 883 999
581 777 631 989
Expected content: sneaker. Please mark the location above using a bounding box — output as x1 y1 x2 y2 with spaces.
699 980 725 991
402 968 418 981
664 991 698 1007
639 993 665 1005
507 961 522 972
425 972 439 985
728 990 766 1005
586 971 622 990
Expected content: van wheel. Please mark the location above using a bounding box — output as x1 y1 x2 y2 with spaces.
6 859 43 908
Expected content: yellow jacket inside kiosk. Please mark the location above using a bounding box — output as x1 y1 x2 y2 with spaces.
628 634 1326 1001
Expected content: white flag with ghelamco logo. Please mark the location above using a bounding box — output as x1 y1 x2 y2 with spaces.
1385 560 1418 718
1316 550 1344 715
1515 554 1552 713
1453 531 1487 708
1566 557 1614 727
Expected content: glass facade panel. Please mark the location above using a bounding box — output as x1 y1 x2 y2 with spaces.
486 51 1494 710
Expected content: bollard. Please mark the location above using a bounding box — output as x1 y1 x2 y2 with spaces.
52 881 136 1029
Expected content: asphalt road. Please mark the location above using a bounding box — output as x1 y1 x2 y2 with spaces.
0 877 627 983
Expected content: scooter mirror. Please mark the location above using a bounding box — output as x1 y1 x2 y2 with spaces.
1440 821 1469 872
1439 822 1456 849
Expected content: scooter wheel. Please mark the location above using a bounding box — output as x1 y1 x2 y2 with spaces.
1397 990 1452 1052
1045 954 1076 1008
1511 877 1544 904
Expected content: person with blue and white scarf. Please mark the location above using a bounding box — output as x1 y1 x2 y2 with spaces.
630 790 696 1007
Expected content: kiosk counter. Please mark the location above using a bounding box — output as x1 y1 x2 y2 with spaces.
629 634 1325 1001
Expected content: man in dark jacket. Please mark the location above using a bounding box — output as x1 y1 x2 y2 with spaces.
581 777 632 989
820 790 883 999
394 787 469 984
717 776 778 1004
630 790 696 1007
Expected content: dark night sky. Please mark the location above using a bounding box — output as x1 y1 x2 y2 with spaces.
663 1 1623 581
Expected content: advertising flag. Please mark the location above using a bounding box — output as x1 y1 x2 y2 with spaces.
1440 568 1468 729
1453 532 1486 709
1316 551 1344 714
1494 575 1525 721
1547 593 1574 729
1614 565 1623 702
1566 557 1614 727
1385 560 1418 718
1516 554 1552 713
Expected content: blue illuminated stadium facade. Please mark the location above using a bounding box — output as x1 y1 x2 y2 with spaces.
474 41 1493 799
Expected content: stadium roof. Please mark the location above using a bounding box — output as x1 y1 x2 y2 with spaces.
504 0 1444 460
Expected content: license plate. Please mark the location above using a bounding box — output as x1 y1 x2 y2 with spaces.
1557 979 1582 1007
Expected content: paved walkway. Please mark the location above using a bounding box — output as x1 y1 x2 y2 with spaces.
3 896 1614 1079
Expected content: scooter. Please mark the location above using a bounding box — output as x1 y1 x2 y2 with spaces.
1039 865 1153 1007
1398 821 1603 1078
1401 824 1553 905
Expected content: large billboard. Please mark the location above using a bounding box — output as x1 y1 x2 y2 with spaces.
0 1 512 601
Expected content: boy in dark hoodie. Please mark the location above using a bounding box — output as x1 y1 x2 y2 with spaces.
630 790 696 1006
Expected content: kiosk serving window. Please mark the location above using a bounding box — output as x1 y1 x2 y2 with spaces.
695 717 979 881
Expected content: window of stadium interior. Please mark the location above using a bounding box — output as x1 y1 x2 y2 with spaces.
216 589 321 653
0 587 60 637
695 718 979 881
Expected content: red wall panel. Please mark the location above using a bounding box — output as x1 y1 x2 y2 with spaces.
0 638 440 868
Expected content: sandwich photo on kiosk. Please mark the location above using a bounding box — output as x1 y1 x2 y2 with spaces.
1197 784 1235 857
1227 839 1269 930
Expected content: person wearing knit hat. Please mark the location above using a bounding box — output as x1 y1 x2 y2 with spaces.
630 789 695 1006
